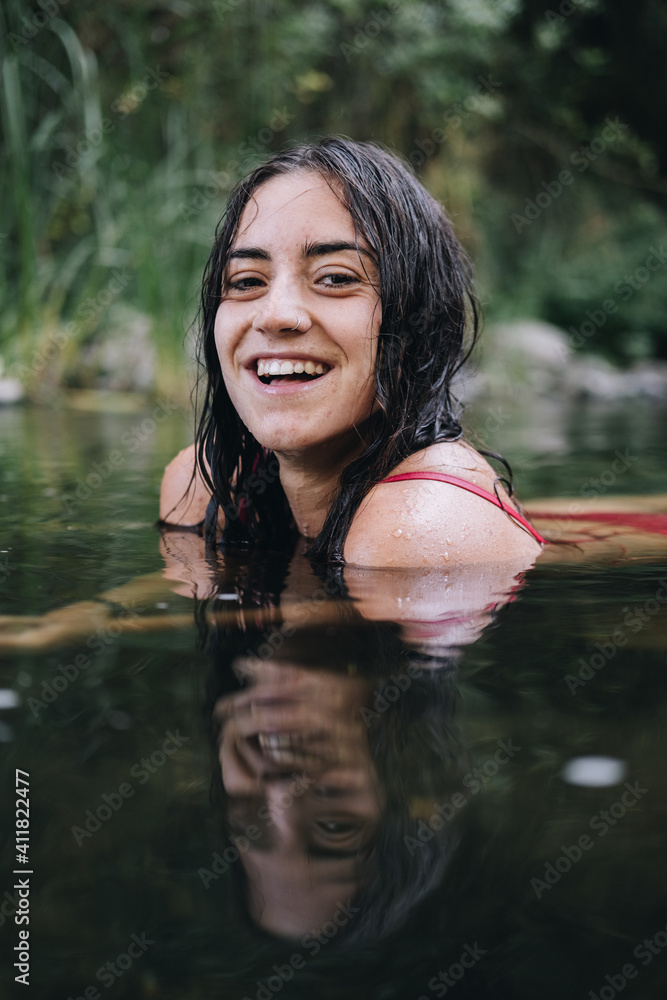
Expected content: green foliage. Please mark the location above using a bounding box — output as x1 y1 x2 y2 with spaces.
1 0 666 393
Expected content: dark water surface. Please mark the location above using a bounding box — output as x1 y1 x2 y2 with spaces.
1 399 666 1000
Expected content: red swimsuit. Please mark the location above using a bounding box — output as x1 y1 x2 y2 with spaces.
380 472 547 545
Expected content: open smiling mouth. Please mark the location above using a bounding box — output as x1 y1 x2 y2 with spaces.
256 358 330 386
256 730 329 766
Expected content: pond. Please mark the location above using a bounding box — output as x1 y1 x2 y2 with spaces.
1 395 666 999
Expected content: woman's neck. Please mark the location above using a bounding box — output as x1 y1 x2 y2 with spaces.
275 433 368 540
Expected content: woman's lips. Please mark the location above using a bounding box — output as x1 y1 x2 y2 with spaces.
248 357 333 391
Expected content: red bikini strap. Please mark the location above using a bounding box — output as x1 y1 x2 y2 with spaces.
380 472 547 545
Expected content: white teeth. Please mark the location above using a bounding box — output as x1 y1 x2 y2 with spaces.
258 732 300 757
260 733 287 749
257 731 321 765
256 358 330 378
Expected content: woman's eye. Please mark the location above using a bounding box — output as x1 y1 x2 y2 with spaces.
319 273 358 287
226 276 264 292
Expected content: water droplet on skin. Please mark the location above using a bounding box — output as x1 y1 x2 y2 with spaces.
405 532 413 540
392 528 403 537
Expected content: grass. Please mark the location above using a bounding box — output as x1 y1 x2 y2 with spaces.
2 0 667 401
0 7 223 401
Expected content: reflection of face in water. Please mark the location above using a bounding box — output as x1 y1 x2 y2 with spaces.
216 660 384 938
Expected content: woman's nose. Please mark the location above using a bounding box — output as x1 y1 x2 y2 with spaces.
252 279 312 336
264 780 302 842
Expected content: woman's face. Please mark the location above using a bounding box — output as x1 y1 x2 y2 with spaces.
214 170 382 456
216 660 382 937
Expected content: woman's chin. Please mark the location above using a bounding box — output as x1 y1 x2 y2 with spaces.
252 425 348 457
252 431 313 455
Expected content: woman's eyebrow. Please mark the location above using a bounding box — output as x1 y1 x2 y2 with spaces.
227 241 374 262
227 246 271 261
303 240 374 260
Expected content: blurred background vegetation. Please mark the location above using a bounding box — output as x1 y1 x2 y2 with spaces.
1 0 666 400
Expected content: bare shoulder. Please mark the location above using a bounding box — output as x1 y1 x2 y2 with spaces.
159 443 214 526
344 441 543 568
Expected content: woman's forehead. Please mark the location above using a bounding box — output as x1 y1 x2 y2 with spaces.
235 170 357 244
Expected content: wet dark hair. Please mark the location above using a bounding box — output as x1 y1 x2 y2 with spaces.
195 136 478 563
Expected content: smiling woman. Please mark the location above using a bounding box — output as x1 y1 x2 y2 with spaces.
213 172 381 485
160 137 544 567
